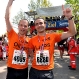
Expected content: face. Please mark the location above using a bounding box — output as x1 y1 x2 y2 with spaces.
18 20 28 36
35 19 46 33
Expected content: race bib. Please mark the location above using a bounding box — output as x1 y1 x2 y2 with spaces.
12 50 27 65
36 50 49 65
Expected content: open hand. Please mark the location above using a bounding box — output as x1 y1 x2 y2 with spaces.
62 5 72 18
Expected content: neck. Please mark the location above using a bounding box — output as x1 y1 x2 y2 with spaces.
37 31 46 36
18 33 26 37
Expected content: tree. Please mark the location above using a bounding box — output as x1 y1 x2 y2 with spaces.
40 0 52 8
12 0 52 25
65 0 79 32
28 0 36 11
28 0 52 11
12 9 28 25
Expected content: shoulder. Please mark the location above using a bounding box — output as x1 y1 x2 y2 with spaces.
7 29 17 38
8 29 17 37
31 35 38 39
29 35 38 42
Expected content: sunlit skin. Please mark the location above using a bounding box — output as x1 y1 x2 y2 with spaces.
35 19 46 35
18 20 28 36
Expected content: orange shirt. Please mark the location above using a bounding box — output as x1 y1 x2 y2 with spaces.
7 29 30 69
28 33 62 70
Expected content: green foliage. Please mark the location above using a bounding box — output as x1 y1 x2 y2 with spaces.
65 0 79 32
12 0 52 25
28 0 36 11
12 9 26 25
40 0 52 8
28 0 52 11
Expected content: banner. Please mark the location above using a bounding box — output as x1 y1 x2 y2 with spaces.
36 5 71 17
46 20 69 28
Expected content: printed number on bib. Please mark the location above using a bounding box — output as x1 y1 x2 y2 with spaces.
12 50 27 65
36 50 49 65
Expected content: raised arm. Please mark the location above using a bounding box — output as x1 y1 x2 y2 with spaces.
5 0 14 32
61 5 77 40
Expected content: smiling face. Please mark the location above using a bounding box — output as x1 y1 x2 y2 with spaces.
18 19 29 36
35 18 46 33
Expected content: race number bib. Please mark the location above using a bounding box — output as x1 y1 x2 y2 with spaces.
36 50 49 65
12 50 27 65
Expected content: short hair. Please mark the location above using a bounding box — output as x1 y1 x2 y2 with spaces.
18 19 29 26
34 17 46 24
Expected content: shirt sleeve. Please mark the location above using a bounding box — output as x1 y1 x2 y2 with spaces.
7 29 15 40
54 33 62 42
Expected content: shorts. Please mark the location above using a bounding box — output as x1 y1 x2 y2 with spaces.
29 67 54 79
6 67 28 79
58 46 64 51
3 52 6 58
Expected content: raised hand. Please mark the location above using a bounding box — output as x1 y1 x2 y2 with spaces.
62 5 72 19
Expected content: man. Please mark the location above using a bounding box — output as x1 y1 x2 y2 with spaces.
67 37 78 70
57 39 66 60
5 0 30 79
28 5 77 79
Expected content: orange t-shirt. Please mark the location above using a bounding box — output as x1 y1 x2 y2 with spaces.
28 33 62 70
7 29 30 69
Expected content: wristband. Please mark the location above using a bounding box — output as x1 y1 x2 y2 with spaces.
68 16 74 20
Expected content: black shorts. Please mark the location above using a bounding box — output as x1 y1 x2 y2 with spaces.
6 67 28 79
29 67 54 79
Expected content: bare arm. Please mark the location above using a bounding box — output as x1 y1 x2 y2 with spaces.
5 0 14 32
61 5 77 40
